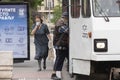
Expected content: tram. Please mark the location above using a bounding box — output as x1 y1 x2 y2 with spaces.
68 0 120 80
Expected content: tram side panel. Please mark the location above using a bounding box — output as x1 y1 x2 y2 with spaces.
69 15 92 75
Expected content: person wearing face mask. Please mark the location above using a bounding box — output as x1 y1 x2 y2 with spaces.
31 15 51 71
51 12 69 80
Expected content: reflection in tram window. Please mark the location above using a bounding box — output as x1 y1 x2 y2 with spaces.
93 0 120 17
82 0 91 18
71 0 80 18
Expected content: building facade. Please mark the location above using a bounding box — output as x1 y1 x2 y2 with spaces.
37 0 60 23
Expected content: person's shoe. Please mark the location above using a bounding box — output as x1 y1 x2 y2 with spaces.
51 73 56 79
43 66 46 70
38 68 41 71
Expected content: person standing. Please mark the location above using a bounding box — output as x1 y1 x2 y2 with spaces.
31 15 51 71
51 12 69 80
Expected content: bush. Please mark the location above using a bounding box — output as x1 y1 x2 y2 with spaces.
51 5 62 24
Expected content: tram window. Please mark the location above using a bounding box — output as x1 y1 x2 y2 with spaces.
71 0 80 18
82 0 91 18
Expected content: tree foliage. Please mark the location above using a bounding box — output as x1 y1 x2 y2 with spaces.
51 5 62 24
0 0 44 9
29 0 44 10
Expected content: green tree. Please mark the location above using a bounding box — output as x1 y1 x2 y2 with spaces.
0 0 43 10
28 0 44 10
51 5 62 24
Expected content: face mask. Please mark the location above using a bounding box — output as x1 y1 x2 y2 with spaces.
36 22 40 26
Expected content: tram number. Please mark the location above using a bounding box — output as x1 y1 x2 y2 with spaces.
82 25 88 38
82 33 88 38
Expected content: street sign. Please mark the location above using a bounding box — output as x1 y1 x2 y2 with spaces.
0 2 30 60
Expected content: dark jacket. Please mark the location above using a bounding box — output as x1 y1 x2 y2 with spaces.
53 18 69 47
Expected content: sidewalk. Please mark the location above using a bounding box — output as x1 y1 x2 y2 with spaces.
13 36 53 80
12 36 75 80
13 60 54 80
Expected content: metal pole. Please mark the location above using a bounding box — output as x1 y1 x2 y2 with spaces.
48 1 51 31
48 1 51 23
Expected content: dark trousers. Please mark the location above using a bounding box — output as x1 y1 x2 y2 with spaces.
53 49 69 71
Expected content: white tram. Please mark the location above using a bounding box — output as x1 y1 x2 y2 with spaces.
69 0 120 80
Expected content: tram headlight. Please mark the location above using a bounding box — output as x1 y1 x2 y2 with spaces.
96 43 105 49
94 39 108 52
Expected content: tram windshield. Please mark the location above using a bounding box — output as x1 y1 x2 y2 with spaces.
93 0 120 17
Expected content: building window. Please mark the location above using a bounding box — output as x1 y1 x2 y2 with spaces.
82 0 91 18
45 0 54 10
71 0 80 18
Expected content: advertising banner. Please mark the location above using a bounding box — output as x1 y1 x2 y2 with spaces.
0 3 29 60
